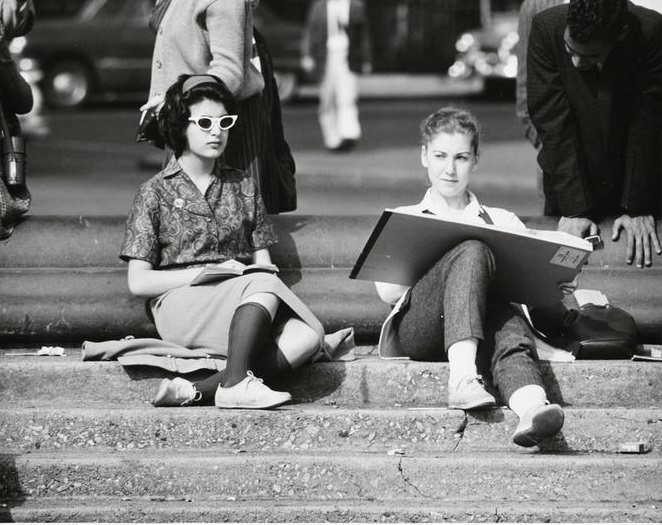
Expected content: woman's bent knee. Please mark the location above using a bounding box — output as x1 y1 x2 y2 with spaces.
453 240 495 272
274 318 322 368
457 239 492 258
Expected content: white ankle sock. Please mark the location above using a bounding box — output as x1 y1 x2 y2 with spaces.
447 339 478 386
508 384 548 419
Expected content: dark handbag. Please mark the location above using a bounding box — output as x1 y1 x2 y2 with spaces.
254 29 297 213
135 109 164 150
0 88 29 240
563 304 638 359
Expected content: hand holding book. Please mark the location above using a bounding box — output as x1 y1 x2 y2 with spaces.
191 259 279 286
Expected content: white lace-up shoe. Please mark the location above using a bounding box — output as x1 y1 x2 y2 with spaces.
448 375 497 410
512 403 565 447
152 377 201 407
215 371 292 409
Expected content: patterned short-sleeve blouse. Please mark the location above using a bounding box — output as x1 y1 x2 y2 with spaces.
120 157 277 269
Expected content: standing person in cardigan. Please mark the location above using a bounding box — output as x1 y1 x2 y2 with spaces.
527 0 662 268
302 0 372 152
140 0 295 214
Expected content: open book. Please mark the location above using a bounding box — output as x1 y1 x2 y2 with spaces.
350 209 593 307
191 260 279 286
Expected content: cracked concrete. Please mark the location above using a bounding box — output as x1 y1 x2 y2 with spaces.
396 456 431 498
451 413 469 452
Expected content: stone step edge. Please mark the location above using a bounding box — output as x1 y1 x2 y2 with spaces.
4 405 661 416
1 347 645 364
4 407 660 455
3 448 661 461
0 345 379 356
5 496 661 523
4 353 661 410
5 451 660 505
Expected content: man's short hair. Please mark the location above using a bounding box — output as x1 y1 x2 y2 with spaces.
567 0 628 43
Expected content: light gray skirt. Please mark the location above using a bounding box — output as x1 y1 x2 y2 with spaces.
149 273 324 357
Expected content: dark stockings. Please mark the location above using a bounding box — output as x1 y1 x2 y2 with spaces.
193 302 292 401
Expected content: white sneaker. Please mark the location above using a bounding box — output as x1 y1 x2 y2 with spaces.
448 375 497 410
214 371 292 409
512 403 564 447
152 377 201 407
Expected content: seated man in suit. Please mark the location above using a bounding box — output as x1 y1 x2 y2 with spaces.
527 0 662 269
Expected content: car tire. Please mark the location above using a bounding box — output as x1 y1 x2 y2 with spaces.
273 71 298 103
43 60 93 109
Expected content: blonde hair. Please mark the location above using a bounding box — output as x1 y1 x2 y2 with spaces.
419 106 480 157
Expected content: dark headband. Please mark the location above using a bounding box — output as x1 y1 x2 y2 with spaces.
182 75 220 94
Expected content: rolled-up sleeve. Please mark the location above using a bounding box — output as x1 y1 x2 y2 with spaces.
120 185 161 266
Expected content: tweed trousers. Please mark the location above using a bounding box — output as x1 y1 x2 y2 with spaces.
394 240 545 402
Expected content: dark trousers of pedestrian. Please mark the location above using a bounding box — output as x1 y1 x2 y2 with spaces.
393 240 545 403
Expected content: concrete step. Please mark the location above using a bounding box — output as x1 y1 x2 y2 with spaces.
0 268 388 343
5 496 661 523
2 407 660 455
3 215 662 344
2 351 661 409
1 450 660 503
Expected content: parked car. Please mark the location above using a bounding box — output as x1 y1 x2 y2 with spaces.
14 0 153 109
18 0 306 109
448 0 521 97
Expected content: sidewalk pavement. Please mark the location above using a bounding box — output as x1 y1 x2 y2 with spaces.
293 140 537 187
297 74 485 100
134 138 537 188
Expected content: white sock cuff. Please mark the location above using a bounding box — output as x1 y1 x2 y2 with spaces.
508 384 548 418
447 340 478 384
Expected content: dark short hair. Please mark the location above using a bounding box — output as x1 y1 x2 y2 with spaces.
158 74 237 157
567 0 628 43
419 106 480 157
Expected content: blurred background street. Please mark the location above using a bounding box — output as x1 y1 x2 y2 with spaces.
26 92 539 216
28 97 536 215
15 0 660 217
16 0 547 217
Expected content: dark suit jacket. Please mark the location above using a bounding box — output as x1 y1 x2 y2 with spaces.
527 2 662 218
